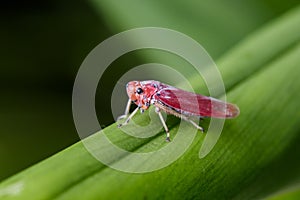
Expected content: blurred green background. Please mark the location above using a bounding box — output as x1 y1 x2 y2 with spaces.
1 0 299 190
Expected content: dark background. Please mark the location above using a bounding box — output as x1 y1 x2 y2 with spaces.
1 0 299 181
0 0 110 180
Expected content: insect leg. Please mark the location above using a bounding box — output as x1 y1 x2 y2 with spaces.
155 107 171 142
124 99 132 115
118 107 139 127
188 119 204 132
117 99 132 121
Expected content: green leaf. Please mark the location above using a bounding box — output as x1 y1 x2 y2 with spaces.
266 185 300 200
89 0 291 59
1 4 300 200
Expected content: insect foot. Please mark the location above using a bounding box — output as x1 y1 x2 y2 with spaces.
166 136 171 142
117 114 128 121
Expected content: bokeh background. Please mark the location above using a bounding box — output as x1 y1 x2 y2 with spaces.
1 0 299 186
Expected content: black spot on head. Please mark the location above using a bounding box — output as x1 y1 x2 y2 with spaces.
136 88 143 94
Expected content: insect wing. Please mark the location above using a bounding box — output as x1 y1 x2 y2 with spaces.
153 88 239 118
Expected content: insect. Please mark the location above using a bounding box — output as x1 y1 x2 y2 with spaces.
117 80 240 142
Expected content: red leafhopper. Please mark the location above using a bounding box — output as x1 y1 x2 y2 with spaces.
118 80 240 141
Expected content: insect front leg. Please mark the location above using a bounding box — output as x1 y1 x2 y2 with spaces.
117 106 139 128
117 99 139 127
155 107 171 142
117 99 132 121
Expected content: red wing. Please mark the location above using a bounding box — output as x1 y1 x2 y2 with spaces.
153 88 239 118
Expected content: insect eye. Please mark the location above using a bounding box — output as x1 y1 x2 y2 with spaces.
152 83 158 88
136 88 143 94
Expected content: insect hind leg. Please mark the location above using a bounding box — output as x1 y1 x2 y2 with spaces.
188 119 204 132
179 114 204 133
